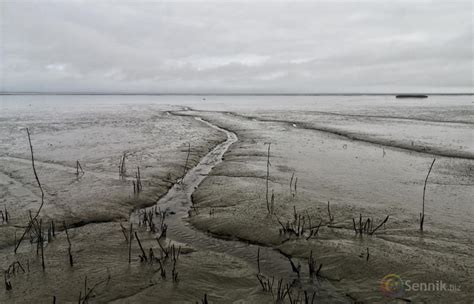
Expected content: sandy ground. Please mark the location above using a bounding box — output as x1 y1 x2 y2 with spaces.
1 95 472 303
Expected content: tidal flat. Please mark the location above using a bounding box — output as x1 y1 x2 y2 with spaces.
0 95 472 303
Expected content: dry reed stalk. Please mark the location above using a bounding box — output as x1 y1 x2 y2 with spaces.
265 143 272 213
119 153 127 178
76 160 84 176
64 221 74 267
134 232 147 262
182 143 191 178
119 223 128 243
15 128 46 253
128 223 133 263
327 201 334 223
420 158 436 231
257 248 261 273
352 214 389 235
39 219 45 270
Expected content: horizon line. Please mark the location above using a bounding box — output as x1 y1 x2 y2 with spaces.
1 92 473 96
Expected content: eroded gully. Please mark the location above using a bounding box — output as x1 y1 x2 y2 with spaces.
129 115 349 303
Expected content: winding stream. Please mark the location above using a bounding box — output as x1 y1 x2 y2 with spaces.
130 116 348 303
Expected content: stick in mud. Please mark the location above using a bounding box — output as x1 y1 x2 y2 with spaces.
76 160 84 176
368 215 389 235
15 128 46 253
265 143 272 213
39 219 45 270
4 271 12 291
290 172 295 194
119 152 127 178
64 221 74 267
327 201 334 223
289 173 298 197
3 206 8 223
78 274 110 304
257 248 261 274
133 167 143 195
278 250 301 278
134 231 147 262
137 166 142 191
308 250 322 279
420 158 436 231
128 223 133 263
182 143 191 178
119 223 129 243
294 177 297 197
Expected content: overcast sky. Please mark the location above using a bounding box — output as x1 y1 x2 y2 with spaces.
1 0 472 93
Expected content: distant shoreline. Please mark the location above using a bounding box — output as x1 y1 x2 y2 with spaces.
1 92 473 96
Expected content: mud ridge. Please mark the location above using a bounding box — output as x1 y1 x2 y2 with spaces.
182 109 474 160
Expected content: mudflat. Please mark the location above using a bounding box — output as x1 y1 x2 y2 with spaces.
1 95 472 303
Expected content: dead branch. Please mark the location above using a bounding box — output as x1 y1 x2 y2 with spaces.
64 221 73 267
420 158 436 231
14 128 46 253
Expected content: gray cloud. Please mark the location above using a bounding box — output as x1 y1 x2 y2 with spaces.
1 0 472 93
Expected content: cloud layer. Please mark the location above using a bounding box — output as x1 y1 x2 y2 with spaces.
1 0 472 93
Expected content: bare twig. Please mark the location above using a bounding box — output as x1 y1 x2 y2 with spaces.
182 143 191 178
128 223 133 263
134 232 147 262
119 153 127 178
327 201 334 223
15 128 46 253
64 221 73 267
368 215 389 235
4 271 12 291
119 223 129 243
278 250 300 278
76 160 84 176
257 248 261 274
420 158 436 231
265 143 272 213
39 219 45 270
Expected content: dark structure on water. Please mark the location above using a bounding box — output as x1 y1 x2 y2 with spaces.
395 94 428 99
